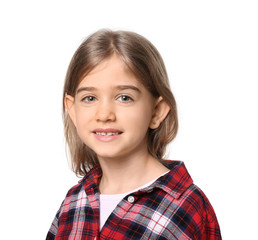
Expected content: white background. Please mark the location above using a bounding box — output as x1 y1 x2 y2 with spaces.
0 0 257 239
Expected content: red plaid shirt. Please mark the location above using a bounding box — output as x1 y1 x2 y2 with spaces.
46 161 221 239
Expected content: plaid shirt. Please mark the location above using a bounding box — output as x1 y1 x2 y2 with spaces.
46 161 221 239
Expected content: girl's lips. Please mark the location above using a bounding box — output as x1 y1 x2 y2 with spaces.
92 128 123 134
92 128 123 142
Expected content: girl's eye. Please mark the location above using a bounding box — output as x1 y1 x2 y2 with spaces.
82 96 96 102
117 95 133 102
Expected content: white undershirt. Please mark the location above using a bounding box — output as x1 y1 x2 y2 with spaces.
99 171 169 230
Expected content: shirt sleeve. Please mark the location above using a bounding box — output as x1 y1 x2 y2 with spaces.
202 220 222 240
46 202 63 240
202 203 222 239
192 186 222 240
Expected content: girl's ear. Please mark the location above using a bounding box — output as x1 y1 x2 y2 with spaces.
149 96 170 129
64 95 77 127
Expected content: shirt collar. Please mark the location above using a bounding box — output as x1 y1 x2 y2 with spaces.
148 161 193 199
81 164 102 194
81 160 193 199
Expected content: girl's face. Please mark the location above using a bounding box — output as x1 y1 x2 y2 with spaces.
65 55 163 161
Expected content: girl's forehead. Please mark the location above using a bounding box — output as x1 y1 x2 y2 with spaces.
87 54 130 76
78 55 142 88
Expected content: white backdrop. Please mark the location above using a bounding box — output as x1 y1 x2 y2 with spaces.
0 0 257 239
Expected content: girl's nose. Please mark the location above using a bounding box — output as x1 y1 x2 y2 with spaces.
96 102 116 122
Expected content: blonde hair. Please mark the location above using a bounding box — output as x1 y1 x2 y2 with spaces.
63 29 178 176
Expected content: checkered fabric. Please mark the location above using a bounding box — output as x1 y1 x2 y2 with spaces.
46 161 221 239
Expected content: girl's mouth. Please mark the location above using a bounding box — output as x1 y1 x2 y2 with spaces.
92 128 123 141
95 132 120 136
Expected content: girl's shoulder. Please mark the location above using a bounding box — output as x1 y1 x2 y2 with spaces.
58 180 89 218
180 183 219 224
65 180 84 198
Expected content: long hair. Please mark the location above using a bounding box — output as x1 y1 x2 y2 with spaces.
63 29 178 176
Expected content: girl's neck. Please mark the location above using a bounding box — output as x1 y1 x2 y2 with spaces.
98 152 169 195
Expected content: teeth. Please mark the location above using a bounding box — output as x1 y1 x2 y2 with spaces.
96 132 119 136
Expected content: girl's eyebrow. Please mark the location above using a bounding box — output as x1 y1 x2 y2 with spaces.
76 85 142 94
76 87 96 94
116 85 141 93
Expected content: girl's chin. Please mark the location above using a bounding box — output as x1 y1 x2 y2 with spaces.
96 151 128 161
97 154 122 160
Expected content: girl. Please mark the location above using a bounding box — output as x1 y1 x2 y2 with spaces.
46 29 221 239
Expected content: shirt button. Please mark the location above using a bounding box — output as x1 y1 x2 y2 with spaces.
127 196 135 203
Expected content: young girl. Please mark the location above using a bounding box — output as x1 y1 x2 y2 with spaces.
46 30 221 239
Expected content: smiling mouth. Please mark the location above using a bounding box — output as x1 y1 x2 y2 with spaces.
93 128 123 137
95 132 120 136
